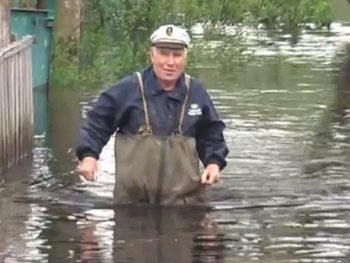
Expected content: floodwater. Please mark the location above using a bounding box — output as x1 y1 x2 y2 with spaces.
1 23 350 263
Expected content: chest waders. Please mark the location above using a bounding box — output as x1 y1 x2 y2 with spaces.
113 72 207 205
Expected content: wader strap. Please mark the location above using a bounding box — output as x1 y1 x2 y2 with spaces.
177 74 191 135
136 72 152 133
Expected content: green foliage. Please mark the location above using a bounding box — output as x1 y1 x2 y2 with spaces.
51 0 333 88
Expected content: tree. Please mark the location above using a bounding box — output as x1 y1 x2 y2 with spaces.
0 0 10 48
36 0 46 9
56 0 82 41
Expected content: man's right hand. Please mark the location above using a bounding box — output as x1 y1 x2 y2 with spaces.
77 156 98 181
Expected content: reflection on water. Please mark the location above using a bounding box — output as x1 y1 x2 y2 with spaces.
1 24 350 262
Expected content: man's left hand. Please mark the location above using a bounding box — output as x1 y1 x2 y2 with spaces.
201 164 220 185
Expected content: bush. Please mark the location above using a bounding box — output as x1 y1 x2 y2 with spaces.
51 0 333 88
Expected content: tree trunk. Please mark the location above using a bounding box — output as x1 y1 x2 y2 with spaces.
24 0 36 8
0 0 10 48
56 0 82 41
36 0 47 9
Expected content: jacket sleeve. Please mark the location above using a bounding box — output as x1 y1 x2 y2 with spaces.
75 83 125 161
195 90 229 171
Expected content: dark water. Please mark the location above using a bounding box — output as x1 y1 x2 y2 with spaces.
1 25 350 263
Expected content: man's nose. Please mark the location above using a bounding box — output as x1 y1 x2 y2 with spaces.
166 56 175 66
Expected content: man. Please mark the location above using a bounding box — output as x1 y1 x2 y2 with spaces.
75 24 229 205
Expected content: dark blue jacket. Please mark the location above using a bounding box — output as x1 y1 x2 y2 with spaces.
75 66 229 170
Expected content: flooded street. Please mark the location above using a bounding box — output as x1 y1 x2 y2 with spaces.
2 24 350 262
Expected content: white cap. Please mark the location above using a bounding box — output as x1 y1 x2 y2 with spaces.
150 24 190 49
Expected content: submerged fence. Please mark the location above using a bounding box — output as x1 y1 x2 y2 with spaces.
0 36 34 174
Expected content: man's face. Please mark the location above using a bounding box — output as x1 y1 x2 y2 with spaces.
150 47 187 83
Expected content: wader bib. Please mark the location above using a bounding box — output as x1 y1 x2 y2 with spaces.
113 72 206 205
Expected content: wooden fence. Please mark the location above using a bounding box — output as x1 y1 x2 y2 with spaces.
0 36 34 174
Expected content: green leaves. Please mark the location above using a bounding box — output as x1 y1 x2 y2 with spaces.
52 0 333 87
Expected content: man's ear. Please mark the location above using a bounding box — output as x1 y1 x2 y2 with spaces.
150 47 155 63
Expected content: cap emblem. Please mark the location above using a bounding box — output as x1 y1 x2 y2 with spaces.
166 26 173 36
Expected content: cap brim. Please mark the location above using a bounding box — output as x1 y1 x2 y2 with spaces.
152 42 187 50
